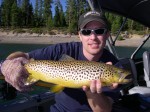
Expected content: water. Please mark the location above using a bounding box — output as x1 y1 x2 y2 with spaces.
0 43 131 59
115 46 148 59
0 43 148 60
0 43 49 60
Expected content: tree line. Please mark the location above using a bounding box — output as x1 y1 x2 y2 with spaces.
0 0 149 34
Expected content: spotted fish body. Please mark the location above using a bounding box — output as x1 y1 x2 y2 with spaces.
24 59 131 92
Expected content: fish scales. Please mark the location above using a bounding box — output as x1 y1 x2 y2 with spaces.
24 60 131 89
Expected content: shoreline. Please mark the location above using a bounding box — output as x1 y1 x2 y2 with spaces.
0 34 81 44
0 33 146 46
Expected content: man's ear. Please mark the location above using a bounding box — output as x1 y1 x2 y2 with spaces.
78 31 82 41
106 31 110 39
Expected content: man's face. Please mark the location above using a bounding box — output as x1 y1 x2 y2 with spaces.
79 21 109 56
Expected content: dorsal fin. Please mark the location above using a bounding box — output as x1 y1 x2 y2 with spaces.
59 54 75 61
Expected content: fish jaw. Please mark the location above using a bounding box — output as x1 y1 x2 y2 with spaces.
121 78 132 84
118 70 132 84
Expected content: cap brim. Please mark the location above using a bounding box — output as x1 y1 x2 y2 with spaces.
80 18 106 29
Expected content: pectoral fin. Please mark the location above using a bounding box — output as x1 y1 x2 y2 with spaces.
50 85 64 93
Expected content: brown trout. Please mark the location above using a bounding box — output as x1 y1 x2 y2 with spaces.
24 56 131 92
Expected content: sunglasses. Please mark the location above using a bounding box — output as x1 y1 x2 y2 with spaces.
80 28 107 36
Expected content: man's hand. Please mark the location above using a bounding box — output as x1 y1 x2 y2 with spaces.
1 56 31 92
82 62 118 112
82 62 118 93
83 80 113 112
6 51 29 60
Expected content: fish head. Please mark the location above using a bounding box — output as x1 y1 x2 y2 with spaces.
112 67 132 84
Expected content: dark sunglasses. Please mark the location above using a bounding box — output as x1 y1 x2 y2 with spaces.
80 28 107 36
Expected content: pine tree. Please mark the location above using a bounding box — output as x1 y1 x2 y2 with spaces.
21 0 31 27
1 0 15 27
28 3 34 27
53 0 66 27
66 0 78 33
11 0 19 28
43 0 53 28
54 3 60 27
34 0 40 27
111 15 122 34
0 5 1 27
58 0 66 27
127 19 134 32
39 0 44 26
76 0 89 18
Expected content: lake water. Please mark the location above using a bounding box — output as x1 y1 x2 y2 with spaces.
0 43 49 60
0 43 149 60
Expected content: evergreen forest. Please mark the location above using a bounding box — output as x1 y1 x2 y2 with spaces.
0 0 149 35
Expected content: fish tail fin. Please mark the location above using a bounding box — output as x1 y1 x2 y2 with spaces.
25 75 39 85
50 85 64 93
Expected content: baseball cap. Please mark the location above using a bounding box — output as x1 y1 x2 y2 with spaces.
78 10 108 30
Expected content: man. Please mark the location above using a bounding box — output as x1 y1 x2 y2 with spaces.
1 10 121 112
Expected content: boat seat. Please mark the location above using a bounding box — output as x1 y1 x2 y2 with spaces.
128 51 150 96
118 58 150 112
129 86 150 96
143 51 150 87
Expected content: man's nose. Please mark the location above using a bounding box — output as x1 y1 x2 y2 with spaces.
90 32 97 40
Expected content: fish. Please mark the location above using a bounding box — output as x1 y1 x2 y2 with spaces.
24 55 132 92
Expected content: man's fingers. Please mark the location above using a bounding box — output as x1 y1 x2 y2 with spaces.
82 86 89 91
106 62 112 65
96 80 102 93
110 83 118 89
90 80 96 93
13 57 29 65
83 80 103 94
6 51 27 60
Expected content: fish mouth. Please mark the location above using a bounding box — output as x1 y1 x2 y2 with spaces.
119 73 132 84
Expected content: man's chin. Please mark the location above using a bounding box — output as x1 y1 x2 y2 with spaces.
89 50 101 55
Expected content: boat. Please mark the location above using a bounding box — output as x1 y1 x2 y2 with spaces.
0 0 150 111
